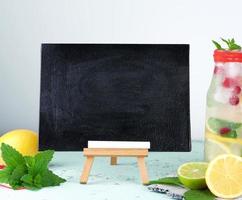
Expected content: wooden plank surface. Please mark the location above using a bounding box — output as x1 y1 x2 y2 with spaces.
110 156 117 165
80 156 94 184
137 157 149 184
83 148 148 157
88 141 150 149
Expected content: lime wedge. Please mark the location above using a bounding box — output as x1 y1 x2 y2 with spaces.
207 117 242 134
177 162 208 189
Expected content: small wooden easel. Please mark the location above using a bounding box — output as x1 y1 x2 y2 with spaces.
80 141 150 185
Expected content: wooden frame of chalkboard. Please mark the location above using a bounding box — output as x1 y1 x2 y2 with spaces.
39 44 190 151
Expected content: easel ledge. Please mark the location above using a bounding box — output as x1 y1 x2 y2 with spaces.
80 148 149 184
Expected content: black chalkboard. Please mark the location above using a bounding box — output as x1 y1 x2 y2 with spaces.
39 44 190 151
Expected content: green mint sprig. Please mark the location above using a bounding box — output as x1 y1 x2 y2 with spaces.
212 38 241 51
148 177 183 187
0 143 66 190
212 40 225 50
184 189 215 200
148 177 216 200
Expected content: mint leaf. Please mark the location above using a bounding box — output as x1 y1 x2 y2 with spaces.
21 174 40 190
1 143 25 167
21 174 33 185
34 174 42 188
148 177 183 187
213 38 241 50
0 166 14 183
34 150 54 171
0 143 65 190
221 38 230 47
41 169 66 187
208 117 242 132
9 165 27 189
24 156 35 169
25 150 54 176
212 40 224 50
184 189 215 200
230 43 241 50
23 150 65 189
220 38 241 50
222 130 237 138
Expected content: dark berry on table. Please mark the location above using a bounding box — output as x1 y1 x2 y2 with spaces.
229 95 240 105
232 86 241 95
219 127 231 135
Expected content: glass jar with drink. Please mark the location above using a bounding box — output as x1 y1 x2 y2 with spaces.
205 40 242 161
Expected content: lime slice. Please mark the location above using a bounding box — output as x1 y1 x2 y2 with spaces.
204 138 231 162
206 117 242 134
177 162 208 189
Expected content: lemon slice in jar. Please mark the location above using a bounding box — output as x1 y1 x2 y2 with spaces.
206 132 242 145
204 138 230 161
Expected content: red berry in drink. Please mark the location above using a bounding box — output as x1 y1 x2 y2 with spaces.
232 86 241 95
214 66 223 74
223 78 237 88
219 127 231 135
229 95 239 105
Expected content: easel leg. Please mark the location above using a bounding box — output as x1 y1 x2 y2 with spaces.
80 156 94 184
110 156 117 165
137 156 149 185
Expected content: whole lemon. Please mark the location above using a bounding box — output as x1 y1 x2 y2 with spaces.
0 129 38 165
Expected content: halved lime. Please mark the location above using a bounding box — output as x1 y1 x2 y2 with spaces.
177 162 208 189
206 117 242 134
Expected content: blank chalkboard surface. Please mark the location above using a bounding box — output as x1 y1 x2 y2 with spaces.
39 44 190 151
